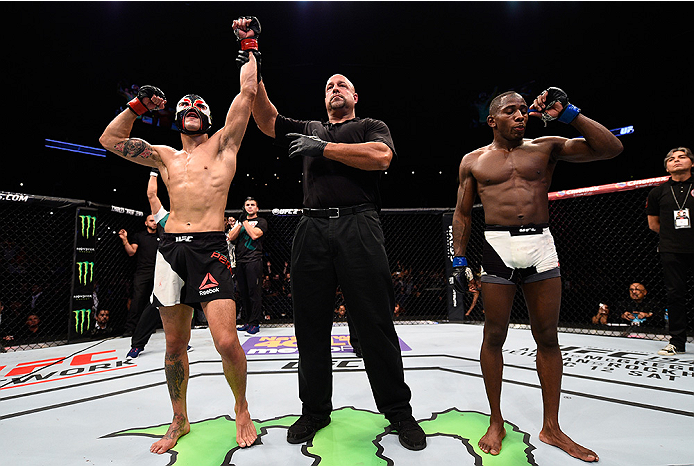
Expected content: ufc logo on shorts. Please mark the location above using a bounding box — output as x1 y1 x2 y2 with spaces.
175 235 193 242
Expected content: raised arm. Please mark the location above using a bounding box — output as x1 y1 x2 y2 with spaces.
530 87 623 163
253 80 279 138
99 85 168 168
219 52 258 156
147 168 163 216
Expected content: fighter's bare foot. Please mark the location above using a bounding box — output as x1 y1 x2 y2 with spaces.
150 414 190 454
235 404 257 448
539 428 598 462
479 423 506 455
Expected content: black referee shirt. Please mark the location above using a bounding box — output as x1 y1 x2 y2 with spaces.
275 115 396 209
646 176 694 253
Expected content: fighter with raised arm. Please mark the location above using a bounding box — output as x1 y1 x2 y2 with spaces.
99 23 260 454
452 87 623 462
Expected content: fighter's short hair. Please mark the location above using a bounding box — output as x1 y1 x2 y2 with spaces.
488 91 523 116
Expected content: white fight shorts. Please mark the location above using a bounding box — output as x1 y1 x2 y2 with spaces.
480 223 561 285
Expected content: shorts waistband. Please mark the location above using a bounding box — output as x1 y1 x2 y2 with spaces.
485 224 549 236
161 231 225 241
302 203 376 219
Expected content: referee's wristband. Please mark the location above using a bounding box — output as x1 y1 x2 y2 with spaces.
452 256 468 268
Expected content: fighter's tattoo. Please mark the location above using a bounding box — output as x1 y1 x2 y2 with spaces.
164 353 186 401
115 139 153 159
163 413 187 440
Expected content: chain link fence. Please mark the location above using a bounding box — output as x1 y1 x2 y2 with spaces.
2 181 692 351
249 208 448 326
1 193 144 351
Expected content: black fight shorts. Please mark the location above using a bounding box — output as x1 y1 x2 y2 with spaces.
152 231 235 307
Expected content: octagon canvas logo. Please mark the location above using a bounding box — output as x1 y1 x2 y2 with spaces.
103 407 537 465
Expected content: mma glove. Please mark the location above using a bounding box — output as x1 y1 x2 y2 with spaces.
286 131 328 159
235 16 262 82
234 16 261 50
127 85 166 116
539 87 580 125
450 256 475 294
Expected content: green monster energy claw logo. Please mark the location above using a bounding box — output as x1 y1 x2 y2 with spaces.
77 261 94 285
79 215 96 238
73 309 91 334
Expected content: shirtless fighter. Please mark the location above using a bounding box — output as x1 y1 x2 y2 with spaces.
99 26 260 454
452 87 623 462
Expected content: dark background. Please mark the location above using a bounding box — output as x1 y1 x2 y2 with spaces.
2 2 688 214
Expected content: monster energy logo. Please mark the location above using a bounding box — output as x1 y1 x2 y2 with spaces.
76 261 94 285
79 215 96 238
73 309 91 334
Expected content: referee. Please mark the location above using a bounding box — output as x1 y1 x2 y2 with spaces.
242 27 426 451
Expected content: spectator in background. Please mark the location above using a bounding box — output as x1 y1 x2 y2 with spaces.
91 309 114 338
119 213 159 337
1 300 25 345
334 304 347 320
647 147 694 355
591 303 611 325
393 303 403 318
16 313 43 345
618 282 659 326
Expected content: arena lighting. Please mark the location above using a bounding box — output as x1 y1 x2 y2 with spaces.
574 125 634 140
610 125 634 136
45 139 107 157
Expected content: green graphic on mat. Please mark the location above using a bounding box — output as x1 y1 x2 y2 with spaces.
104 407 536 465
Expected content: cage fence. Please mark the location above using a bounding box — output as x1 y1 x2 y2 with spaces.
1 180 692 352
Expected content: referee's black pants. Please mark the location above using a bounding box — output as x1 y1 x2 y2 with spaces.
290 210 413 423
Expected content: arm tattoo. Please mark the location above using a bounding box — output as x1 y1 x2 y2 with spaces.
164 353 186 401
115 139 153 159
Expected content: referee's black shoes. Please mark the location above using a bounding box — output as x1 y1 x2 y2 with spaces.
390 417 427 451
286 414 331 444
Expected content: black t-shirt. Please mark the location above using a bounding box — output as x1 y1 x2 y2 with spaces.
616 297 661 319
235 216 268 263
274 115 396 209
646 177 694 253
130 229 160 274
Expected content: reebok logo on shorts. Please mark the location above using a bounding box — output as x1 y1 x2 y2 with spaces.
199 273 220 296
